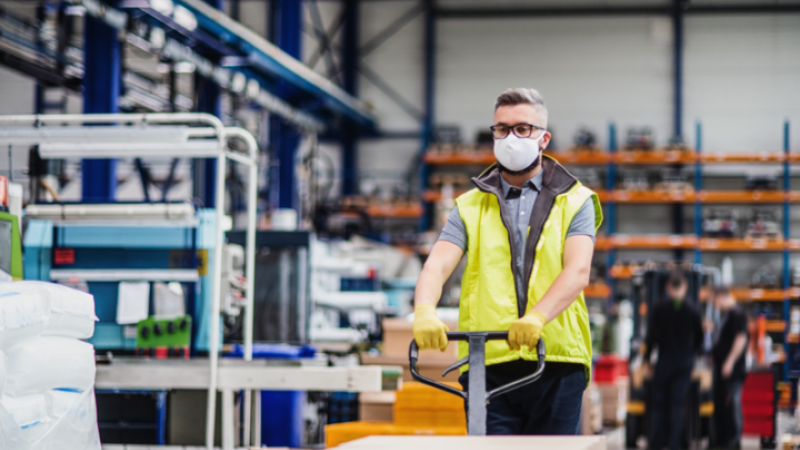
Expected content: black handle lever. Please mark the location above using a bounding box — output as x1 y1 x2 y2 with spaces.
408 331 546 402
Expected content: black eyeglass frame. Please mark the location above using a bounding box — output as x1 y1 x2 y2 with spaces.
490 123 547 139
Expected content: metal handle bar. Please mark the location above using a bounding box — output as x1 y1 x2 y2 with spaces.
408 331 546 402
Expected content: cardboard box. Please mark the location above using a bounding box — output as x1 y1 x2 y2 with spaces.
597 379 628 425
382 318 459 358
360 392 396 423
581 384 602 435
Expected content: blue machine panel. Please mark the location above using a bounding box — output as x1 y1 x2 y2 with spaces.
55 226 195 248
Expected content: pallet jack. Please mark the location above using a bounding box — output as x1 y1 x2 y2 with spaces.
409 332 546 435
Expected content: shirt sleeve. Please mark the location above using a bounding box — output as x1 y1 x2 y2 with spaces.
438 206 468 252
566 198 597 243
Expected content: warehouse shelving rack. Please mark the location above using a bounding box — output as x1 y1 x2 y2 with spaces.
421 121 798 379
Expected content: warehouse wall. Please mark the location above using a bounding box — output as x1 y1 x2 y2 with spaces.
358 10 800 171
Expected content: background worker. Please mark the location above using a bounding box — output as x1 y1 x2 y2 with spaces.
643 271 704 450
412 88 603 435
710 286 748 449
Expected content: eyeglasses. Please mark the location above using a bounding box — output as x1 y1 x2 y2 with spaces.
490 123 546 139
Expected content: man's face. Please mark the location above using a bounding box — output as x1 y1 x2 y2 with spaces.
713 292 733 309
666 280 687 300
493 104 551 149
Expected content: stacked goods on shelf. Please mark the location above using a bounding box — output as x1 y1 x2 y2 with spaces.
581 383 602 435
742 371 776 441
0 281 100 450
325 382 466 448
594 355 629 426
362 318 458 383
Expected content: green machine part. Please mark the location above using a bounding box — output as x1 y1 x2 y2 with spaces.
0 211 23 280
136 315 192 348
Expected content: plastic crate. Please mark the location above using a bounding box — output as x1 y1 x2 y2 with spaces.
593 355 628 383
325 422 466 448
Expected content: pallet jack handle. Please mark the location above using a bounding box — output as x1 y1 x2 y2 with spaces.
409 331 546 435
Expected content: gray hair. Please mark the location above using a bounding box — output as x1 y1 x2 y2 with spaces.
494 88 548 126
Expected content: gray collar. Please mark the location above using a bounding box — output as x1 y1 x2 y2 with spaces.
500 169 543 198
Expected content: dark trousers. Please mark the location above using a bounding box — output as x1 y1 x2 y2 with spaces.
458 360 586 435
712 370 743 449
649 364 693 450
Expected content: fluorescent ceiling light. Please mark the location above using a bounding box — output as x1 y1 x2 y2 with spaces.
173 6 197 31
174 61 196 73
151 0 174 16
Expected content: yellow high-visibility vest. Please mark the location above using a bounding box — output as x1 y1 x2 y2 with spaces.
455 156 603 380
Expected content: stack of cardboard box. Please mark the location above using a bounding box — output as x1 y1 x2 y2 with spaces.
362 319 459 382
597 379 628 426
581 383 603 435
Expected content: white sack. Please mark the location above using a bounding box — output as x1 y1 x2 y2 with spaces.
0 281 97 340
4 337 95 397
0 389 100 450
0 292 48 348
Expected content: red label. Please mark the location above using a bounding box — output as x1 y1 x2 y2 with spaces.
54 248 75 265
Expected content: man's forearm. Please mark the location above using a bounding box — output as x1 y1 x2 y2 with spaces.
414 267 446 307
531 265 590 322
724 333 747 369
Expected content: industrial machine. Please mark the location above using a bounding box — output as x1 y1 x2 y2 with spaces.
625 264 714 449
23 203 216 352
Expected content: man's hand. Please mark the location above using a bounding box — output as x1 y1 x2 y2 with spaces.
413 304 450 351
722 360 734 379
508 310 547 350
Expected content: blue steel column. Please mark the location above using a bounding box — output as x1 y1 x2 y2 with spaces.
82 0 121 202
694 122 703 264
673 0 684 140
341 0 359 196
270 0 303 211
672 0 685 260
606 123 617 306
419 0 435 231
783 121 791 381
194 0 224 208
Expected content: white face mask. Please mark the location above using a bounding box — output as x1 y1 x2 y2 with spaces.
493 132 546 172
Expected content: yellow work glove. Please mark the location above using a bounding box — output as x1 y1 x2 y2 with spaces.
412 304 450 351
507 310 547 351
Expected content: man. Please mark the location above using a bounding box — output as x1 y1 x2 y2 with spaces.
710 286 748 449
644 272 704 450
412 88 602 435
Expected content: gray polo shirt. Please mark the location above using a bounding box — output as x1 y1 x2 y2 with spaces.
439 170 597 295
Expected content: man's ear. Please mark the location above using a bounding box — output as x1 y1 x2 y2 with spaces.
541 132 551 150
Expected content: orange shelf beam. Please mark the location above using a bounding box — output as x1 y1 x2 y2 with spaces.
789 240 800 251
609 265 638 279
731 288 787 302
424 152 495 165
612 190 694 203
365 205 423 218
611 235 697 249
614 150 697 165
765 320 786 333
700 238 785 251
696 190 787 203
546 151 610 165
422 190 469 202
790 153 800 163
701 152 785 163
584 284 610 298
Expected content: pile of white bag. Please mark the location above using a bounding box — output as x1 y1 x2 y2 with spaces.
0 281 100 450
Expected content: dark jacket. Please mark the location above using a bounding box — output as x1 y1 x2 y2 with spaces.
644 299 704 371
